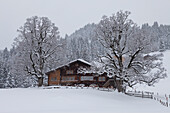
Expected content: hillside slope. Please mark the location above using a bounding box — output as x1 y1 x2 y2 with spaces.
0 87 169 113
136 50 170 95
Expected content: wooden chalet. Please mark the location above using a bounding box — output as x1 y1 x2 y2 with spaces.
46 59 124 92
46 59 108 87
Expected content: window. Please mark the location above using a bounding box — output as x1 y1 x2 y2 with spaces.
62 77 65 81
66 70 73 74
71 77 74 80
54 77 57 81
81 76 93 81
51 77 57 81
98 77 105 81
62 76 75 81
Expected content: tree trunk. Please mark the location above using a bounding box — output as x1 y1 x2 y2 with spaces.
115 76 124 93
38 77 43 87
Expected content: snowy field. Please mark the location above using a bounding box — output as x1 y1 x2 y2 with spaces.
0 87 170 113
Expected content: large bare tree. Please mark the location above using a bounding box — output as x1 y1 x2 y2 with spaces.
95 11 167 90
14 16 62 86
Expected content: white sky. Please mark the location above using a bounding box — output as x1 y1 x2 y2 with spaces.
0 0 170 50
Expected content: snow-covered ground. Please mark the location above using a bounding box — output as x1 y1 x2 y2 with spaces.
0 87 169 113
136 50 170 95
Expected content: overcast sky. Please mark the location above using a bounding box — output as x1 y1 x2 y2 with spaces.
0 0 170 50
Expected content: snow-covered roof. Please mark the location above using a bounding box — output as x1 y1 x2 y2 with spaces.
46 59 91 75
68 59 91 66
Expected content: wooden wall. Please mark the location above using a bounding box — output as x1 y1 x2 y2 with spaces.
48 69 60 85
47 60 111 87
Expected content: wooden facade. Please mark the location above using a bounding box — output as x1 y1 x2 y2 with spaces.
46 59 124 91
48 69 60 85
46 59 109 87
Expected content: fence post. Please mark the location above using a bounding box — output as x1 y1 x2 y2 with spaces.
166 102 168 107
157 93 159 101
142 91 144 98
151 94 153 99
165 94 168 107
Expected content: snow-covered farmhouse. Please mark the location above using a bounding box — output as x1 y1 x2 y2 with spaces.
46 59 123 91
46 59 107 86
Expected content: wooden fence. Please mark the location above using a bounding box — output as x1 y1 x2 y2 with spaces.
153 93 170 107
125 90 170 108
125 90 153 99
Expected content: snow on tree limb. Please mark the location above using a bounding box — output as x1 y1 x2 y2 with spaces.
92 11 167 88
13 16 63 86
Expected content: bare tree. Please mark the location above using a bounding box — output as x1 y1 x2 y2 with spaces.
96 11 167 90
14 16 62 86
